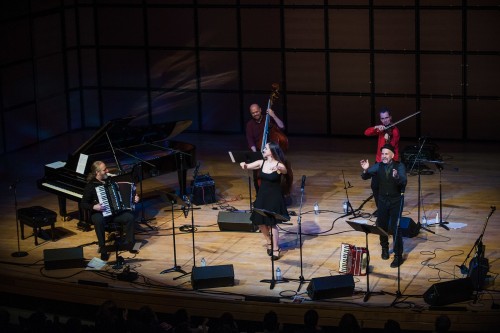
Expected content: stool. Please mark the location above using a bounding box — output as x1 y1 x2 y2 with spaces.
18 206 57 246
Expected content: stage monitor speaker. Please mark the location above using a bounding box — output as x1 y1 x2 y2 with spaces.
423 278 474 306
217 211 257 232
191 264 235 290
399 217 420 238
43 247 85 270
306 275 354 300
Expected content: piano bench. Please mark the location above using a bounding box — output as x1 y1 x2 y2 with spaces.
18 206 57 246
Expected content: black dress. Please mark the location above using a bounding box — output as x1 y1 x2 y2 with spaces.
251 161 290 226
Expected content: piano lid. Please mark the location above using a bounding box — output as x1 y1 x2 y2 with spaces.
73 117 193 157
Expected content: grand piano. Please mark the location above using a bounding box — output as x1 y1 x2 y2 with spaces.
37 117 196 226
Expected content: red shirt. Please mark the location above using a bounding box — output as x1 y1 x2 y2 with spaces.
364 126 400 162
246 117 279 151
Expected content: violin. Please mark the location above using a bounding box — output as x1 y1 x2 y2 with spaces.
258 83 289 153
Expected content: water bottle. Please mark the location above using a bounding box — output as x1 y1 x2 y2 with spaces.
200 258 206 267
276 267 282 281
313 202 319 215
421 216 428 227
343 200 348 213
435 212 439 224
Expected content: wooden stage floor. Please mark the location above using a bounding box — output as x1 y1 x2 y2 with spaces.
0 132 499 332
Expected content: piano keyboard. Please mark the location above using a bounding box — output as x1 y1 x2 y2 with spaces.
41 182 82 200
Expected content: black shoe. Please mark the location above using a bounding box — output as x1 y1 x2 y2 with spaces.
390 256 403 268
267 244 272 256
271 249 281 261
100 252 110 261
381 248 389 260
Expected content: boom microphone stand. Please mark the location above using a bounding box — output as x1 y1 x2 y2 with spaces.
160 192 188 276
389 193 421 306
10 180 28 258
427 162 449 230
409 139 435 235
290 175 309 292
340 170 359 218
174 162 201 280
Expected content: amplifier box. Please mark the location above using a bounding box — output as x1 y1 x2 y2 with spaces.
43 247 85 270
217 211 257 232
192 174 216 205
191 264 235 290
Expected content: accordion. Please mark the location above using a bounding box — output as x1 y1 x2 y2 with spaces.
96 181 136 217
339 243 368 276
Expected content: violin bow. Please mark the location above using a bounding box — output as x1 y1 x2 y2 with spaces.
384 110 421 130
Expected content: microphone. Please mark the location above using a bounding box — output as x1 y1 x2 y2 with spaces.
301 175 306 191
8 179 19 190
182 195 190 218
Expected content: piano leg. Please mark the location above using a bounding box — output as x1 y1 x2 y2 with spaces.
57 196 68 221
77 204 92 232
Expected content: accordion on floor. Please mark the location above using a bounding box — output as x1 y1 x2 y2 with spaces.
339 243 368 276
96 181 136 217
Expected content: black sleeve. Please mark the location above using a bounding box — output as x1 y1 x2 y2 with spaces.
81 182 97 211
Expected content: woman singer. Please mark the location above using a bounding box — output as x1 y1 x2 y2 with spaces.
240 142 291 260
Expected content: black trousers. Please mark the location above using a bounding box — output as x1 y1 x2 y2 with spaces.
376 197 403 257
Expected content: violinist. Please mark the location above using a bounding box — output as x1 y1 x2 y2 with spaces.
364 107 400 216
245 103 286 193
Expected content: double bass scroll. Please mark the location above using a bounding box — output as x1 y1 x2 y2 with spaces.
259 83 289 153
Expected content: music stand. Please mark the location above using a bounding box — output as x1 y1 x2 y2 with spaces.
345 221 388 302
160 192 188 276
253 208 290 290
229 151 263 211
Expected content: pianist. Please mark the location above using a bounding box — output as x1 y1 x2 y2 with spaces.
81 161 138 261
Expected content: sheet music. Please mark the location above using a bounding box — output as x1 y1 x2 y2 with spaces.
76 153 89 175
46 161 66 169
228 151 235 163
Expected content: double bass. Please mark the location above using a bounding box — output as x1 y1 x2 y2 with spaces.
257 83 293 195
257 83 289 153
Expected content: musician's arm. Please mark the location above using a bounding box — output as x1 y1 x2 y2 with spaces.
268 109 285 129
240 159 263 170
82 182 104 212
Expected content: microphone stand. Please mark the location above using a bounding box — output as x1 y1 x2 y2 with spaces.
340 170 358 219
457 206 495 300
254 208 289 290
289 176 309 292
174 162 201 281
430 163 449 230
409 138 435 235
390 193 406 306
10 181 28 258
